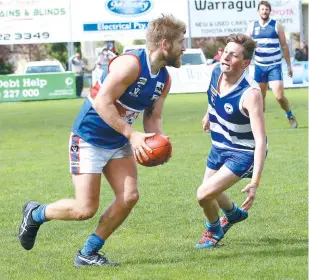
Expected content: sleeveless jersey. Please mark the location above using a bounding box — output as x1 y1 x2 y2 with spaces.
72 49 170 149
207 64 260 152
248 19 282 66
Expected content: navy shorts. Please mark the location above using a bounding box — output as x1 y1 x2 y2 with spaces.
254 64 283 83
207 146 255 178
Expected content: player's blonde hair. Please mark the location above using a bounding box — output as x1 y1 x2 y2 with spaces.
226 33 256 60
146 14 186 51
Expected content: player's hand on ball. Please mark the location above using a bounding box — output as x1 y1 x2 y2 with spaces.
241 182 258 211
135 134 172 167
202 114 210 132
129 131 155 163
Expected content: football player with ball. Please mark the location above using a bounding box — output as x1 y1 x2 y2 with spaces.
18 14 185 266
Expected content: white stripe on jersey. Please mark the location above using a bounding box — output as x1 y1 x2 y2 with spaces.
208 104 252 133
210 122 255 148
255 47 280 53
255 38 280 44
255 54 282 62
212 140 255 153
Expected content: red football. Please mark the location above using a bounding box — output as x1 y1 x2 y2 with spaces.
136 134 172 167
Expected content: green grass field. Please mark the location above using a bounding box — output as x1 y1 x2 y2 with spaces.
0 89 307 280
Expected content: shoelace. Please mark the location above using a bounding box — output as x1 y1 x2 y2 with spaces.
198 230 218 244
20 210 33 235
93 252 109 264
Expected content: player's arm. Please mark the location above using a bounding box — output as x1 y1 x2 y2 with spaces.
241 88 267 210
93 55 155 159
246 21 253 37
278 22 293 77
202 69 213 132
202 109 210 132
143 74 171 135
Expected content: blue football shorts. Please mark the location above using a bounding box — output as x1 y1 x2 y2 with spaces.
206 145 255 178
254 63 283 83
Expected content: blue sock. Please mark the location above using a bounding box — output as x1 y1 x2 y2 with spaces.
206 217 222 236
32 204 48 224
81 234 105 256
222 202 242 222
285 110 293 118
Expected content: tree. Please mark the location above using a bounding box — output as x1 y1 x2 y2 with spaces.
132 39 146 45
0 58 14 74
0 46 15 74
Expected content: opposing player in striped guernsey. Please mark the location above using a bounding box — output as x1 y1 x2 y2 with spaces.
195 34 267 249
18 14 186 266
247 0 298 128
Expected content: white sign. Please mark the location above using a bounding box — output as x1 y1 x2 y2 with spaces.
0 0 71 45
167 65 212 94
269 0 301 32
70 0 189 41
189 0 301 38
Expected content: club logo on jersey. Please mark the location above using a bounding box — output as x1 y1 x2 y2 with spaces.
155 81 164 95
137 77 147 85
129 87 141 97
129 77 147 97
150 94 160 101
254 26 260 35
224 103 233 114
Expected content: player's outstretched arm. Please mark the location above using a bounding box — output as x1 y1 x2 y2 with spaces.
143 74 171 135
241 88 267 210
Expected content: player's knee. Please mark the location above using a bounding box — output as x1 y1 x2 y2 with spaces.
197 185 216 203
74 205 98 220
120 191 140 209
275 94 284 103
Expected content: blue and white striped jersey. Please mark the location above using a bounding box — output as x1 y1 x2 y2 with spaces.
248 19 282 66
72 49 170 149
207 64 260 152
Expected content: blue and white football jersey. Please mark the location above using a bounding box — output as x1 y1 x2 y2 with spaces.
207 64 261 152
72 49 170 149
248 19 282 66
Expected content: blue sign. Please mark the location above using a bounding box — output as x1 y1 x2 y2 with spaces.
105 0 152 16
84 21 149 32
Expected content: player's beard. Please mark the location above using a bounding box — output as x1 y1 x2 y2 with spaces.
165 49 182 68
260 13 270 21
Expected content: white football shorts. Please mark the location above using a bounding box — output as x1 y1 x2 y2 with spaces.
69 133 133 174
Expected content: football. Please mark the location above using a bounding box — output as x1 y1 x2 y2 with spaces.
136 134 172 167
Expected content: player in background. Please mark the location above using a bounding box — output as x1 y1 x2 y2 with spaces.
18 14 186 266
195 33 267 249
247 0 298 128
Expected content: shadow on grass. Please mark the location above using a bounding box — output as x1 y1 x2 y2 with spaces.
122 237 308 265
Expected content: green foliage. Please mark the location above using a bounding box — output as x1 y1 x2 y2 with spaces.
114 41 124 54
0 89 307 280
132 39 146 45
42 43 68 69
0 58 14 74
